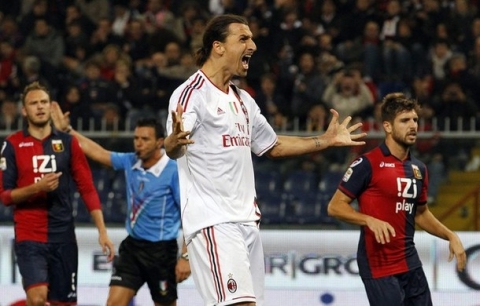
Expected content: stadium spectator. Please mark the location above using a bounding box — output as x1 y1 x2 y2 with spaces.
163 41 182 67
18 0 52 37
111 2 131 37
135 51 177 113
122 19 151 65
143 0 176 34
51 108 191 306
0 40 18 100
0 15 24 48
427 38 453 92
170 1 208 46
433 81 478 132
289 51 326 121
311 0 344 45
17 56 51 97
63 20 90 62
110 59 147 118
342 0 382 43
76 59 114 121
75 0 109 25
0 81 115 305
23 18 65 69
467 36 480 80
89 17 125 55
271 9 306 61
57 84 90 130
322 68 374 119
255 72 290 125
93 44 131 81
0 96 21 131
64 4 96 39
242 17 273 92
306 103 329 133
328 92 466 306
159 50 197 81
444 53 480 104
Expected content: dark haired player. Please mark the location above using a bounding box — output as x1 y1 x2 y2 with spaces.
0 81 114 305
165 14 366 306
328 93 466 305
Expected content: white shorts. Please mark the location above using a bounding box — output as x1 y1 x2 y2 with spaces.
185 222 265 306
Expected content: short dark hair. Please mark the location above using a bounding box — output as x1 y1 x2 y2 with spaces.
195 14 248 67
381 93 421 122
136 118 165 139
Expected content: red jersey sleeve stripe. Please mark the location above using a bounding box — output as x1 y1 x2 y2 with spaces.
178 73 205 111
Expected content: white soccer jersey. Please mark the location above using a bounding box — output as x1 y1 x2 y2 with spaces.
167 70 278 236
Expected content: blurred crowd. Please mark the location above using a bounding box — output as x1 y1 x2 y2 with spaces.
1 0 480 203
0 0 480 132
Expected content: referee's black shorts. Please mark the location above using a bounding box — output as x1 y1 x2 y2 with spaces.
110 235 179 304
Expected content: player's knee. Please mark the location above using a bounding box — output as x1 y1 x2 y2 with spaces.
106 298 120 306
106 296 129 306
28 296 47 306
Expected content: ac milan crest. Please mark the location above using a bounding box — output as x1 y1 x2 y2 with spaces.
227 274 237 293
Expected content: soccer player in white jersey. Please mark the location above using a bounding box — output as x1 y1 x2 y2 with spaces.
165 14 367 306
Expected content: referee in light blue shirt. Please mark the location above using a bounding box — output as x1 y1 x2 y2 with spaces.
51 104 191 306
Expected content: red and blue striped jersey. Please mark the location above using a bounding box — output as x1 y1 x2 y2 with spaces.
339 142 428 279
0 127 101 243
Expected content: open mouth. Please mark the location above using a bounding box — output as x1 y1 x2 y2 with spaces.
242 55 251 69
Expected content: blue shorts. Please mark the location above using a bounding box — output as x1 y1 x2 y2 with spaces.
15 241 78 303
362 267 432 306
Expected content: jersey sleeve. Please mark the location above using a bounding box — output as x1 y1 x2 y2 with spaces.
0 140 17 205
111 152 135 170
170 163 181 209
338 156 372 199
248 94 277 156
167 85 202 136
417 162 429 205
70 136 101 212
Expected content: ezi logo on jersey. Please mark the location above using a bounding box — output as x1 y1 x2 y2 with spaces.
33 155 58 183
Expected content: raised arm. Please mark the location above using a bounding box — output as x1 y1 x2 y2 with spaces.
265 109 366 158
51 102 112 167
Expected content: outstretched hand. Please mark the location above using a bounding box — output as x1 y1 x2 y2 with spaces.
165 104 194 159
51 102 71 132
323 109 367 147
171 104 193 144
